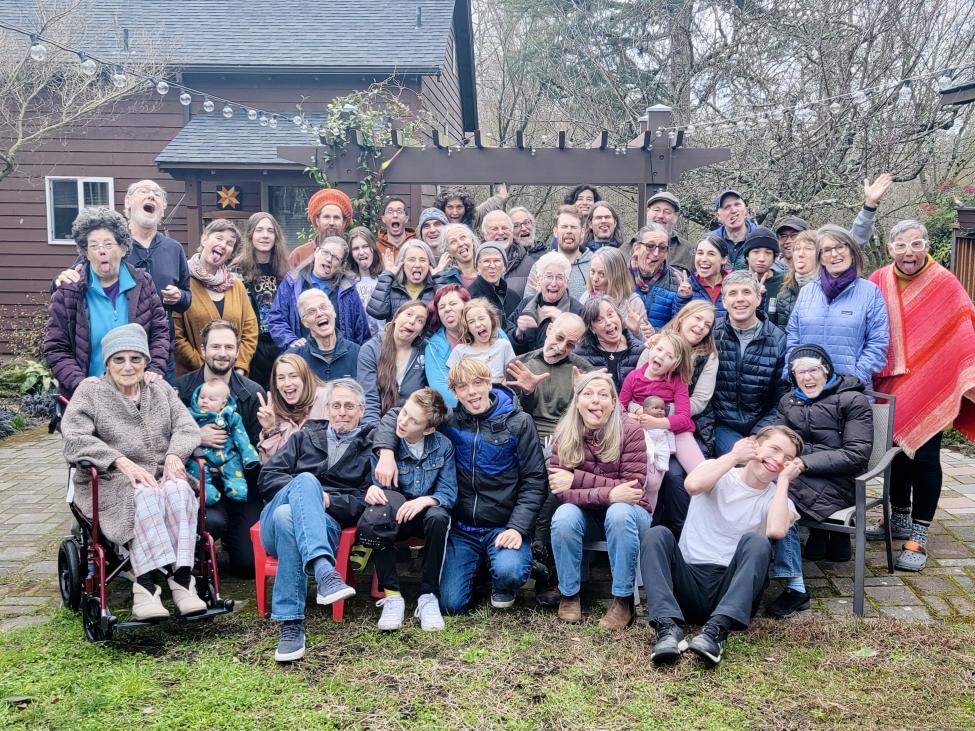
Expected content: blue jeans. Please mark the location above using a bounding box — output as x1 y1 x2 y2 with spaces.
259 473 341 621
715 425 747 457
551 502 651 598
770 523 803 580
439 526 532 614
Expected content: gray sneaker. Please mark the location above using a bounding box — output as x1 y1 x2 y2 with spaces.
316 568 356 606
275 619 305 662
490 589 516 609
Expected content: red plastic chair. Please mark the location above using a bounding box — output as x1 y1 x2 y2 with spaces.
251 521 358 621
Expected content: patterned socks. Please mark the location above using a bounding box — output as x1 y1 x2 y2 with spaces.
891 507 912 535
908 519 931 549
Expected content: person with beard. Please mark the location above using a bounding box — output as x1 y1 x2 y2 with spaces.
480 209 535 301
287 188 354 269
367 239 454 320
288 290 359 382
508 251 583 355
269 235 370 350
507 207 549 297
712 190 758 270
642 428 802 667
174 319 266 578
173 219 258 376
377 197 416 260
502 312 591 606
646 191 694 274
584 201 630 262
525 206 592 302
466 243 521 325
629 224 683 329
54 180 191 379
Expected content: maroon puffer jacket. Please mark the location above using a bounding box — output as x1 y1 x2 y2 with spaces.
44 263 169 398
550 416 651 512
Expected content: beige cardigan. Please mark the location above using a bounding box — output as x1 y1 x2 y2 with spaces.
61 380 201 544
173 277 258 376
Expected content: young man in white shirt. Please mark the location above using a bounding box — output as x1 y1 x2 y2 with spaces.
640 425 804 667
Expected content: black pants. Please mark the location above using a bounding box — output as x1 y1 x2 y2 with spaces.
651 457 690 539
374 505 451 596
890 432 943 523
204 469 264 579
248 334 279 391
639 525 771 629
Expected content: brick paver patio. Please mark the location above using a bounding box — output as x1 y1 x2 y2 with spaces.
1 427 974 630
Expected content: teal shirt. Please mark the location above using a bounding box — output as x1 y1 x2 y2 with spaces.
86 266 135 376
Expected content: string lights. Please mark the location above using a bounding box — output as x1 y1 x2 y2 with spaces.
0 20 291 138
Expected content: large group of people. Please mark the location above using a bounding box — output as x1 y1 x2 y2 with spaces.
45 175 975 667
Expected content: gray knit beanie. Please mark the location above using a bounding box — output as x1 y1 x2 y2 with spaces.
101 324 150 365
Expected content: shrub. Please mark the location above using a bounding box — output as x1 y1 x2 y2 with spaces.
0 358 57 396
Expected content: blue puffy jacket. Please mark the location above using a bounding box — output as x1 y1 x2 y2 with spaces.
713 220 758 270
289 334 360 382
268 272 370 350
712 315 788 435
634 265 682 328
784 278 889 389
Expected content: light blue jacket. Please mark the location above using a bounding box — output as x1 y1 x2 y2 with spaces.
785 277 889 388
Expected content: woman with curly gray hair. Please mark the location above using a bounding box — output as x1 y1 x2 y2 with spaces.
44 207 169 398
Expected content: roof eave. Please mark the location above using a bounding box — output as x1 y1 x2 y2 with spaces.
173 63 443 77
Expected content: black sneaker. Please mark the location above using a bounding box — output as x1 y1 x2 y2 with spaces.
490 590 516 608
535 586 561 608
650 619 688 665
765 587 811 619
688 620 728 667
274 619 306 662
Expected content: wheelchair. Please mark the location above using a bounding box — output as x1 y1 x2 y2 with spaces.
57 451 235 642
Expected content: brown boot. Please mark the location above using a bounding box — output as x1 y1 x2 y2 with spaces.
558 593 582 623
598 596 634 630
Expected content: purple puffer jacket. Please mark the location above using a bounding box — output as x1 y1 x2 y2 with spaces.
550 416 652 513
44 264 169 398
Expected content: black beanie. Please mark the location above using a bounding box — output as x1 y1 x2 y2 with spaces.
742 226 780 259
788 344 835 386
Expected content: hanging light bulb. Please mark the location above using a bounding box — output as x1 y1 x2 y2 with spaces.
111 66 126 88
179 91 192 106
29 35 47 62
853 90 868 107
292 115 303 127
155 79 170 95
202 97 215 113
268 116 278 129
222 104 234 118
829 101 842 114
898 85 912 104
78 52 97 76
938 74 953 91
247 109 258 121
258 114 268 127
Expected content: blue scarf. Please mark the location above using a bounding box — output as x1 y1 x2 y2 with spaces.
793 373 838 400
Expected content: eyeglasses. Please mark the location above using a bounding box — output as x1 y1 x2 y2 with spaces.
890 238 928 254
329 401 360 412
512 220 533 229
820 243 850 258
131 186 162 198
541 273 567 283
636 242 669 253
302 304 332 317
316 249 342 263
88 242 119 253
794 367 824 378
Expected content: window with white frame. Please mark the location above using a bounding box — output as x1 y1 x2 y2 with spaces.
45 177 114 243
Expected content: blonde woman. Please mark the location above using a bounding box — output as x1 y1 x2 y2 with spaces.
582 246 650 336
548 371 653 630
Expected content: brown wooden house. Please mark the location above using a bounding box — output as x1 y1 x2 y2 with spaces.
0 0 477 354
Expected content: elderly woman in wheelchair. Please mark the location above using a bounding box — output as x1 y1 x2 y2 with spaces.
60 324 211 623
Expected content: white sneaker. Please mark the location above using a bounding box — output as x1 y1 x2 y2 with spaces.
414 593 445 631
376 595 405 630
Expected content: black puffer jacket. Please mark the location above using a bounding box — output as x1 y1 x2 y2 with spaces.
774 375 873 521
258 420 376 526
712 315 787 435
575 331 645 392
373 386 547 537
366 271 454 320
468 275 521 328
690 354 716 458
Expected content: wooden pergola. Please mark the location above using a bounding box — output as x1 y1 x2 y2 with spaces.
277 105 730 226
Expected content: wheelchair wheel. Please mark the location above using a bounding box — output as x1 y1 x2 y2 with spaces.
57 538 83 612
82 595 115 642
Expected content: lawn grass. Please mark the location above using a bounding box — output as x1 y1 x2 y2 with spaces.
2 586 974 730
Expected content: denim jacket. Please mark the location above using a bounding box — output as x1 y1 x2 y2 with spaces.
371 412 457 509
